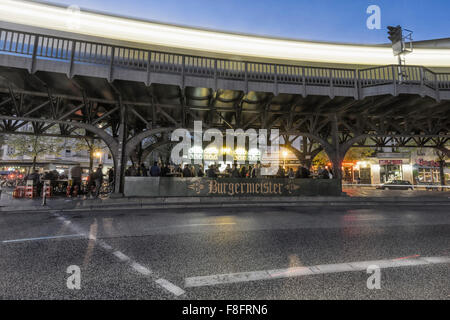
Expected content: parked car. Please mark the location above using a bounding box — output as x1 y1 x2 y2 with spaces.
378 180 414 190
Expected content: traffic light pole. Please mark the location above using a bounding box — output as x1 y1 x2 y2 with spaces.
398 55 404 83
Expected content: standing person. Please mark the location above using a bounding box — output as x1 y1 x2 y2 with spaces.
277 166 286 178
328 168 334 179
94 164 104 198
320 167 330 179
295 166 302 179
150 161 161 177
85 170 96 199
225 164 232 177
197 164 205 177
108 167 115 191
182 164 192 177
161 163 170 177
247 165 253 178
303 165 311 178
190 165 196 177
254 163 262 178
239 165 247 178
231 164 240 178
140 163 148 177
70 164 82 197
207 165 217 178
288 168 295 179
251 165 257 178
128 165 137 177
29 169 41 195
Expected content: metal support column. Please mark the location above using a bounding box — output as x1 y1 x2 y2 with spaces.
113 101 127 196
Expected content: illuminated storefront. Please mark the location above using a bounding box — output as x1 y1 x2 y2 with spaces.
359 153 413 185
414 159 449 184
351 161 371 184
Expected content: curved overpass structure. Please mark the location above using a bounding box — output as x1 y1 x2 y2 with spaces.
1 0 450 69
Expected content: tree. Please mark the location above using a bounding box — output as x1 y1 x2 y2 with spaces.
312 150 329 167
435 149 449 191
6 134 64 171
66 137 107 173
343 147 375 161
281 136 323 168
312 147 375 168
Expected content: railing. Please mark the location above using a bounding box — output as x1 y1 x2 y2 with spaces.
1 28 450 92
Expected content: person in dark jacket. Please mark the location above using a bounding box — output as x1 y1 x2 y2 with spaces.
239 165 247 178
140 163 148 177
182 164 192 177
303 166 311 178
231 164 240 178
276 166 286 178
160 163 170 177
27 170 40 186
150 162 161 177
207 165 217 178
319 167 331 179
107 167 115 191
197 165 205 177
70 164 82 197
126 165 137 177
93 164 103 198
86 165 102 198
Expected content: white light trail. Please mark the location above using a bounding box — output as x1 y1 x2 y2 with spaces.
1 0 450 66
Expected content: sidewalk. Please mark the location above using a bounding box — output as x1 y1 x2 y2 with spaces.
1 188 449 212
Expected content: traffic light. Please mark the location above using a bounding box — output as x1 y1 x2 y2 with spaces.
387 25 403 44
388 25 404 56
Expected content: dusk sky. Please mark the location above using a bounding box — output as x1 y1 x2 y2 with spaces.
47 0 450 44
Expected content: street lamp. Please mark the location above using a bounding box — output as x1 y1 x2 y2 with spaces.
282 150 288 169
94 151 103 163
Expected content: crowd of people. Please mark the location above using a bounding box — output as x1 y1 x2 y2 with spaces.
13 162 335 200
16 164 116 199
124 162 336 179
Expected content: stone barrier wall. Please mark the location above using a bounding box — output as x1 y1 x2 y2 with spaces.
124 177 341 197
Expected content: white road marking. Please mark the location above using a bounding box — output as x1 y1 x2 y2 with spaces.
184 256 450 288
53 212 185 298
131 262 152 276
97 240 113 251
171 223 236 228
113 251 130 262
145 222 237 230
155 278 186 296
2 234 84 243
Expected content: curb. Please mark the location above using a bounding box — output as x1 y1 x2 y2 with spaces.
1 197 450 213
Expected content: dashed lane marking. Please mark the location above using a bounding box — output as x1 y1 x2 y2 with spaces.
53 212 186 297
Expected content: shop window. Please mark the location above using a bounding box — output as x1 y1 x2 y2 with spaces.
380 165 403 183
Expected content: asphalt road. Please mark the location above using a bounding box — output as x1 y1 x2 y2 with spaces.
0 204 449 300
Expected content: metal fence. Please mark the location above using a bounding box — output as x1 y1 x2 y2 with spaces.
1 28 450 91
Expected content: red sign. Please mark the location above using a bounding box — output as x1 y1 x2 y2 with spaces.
379 160 403 165
416 159 440 167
